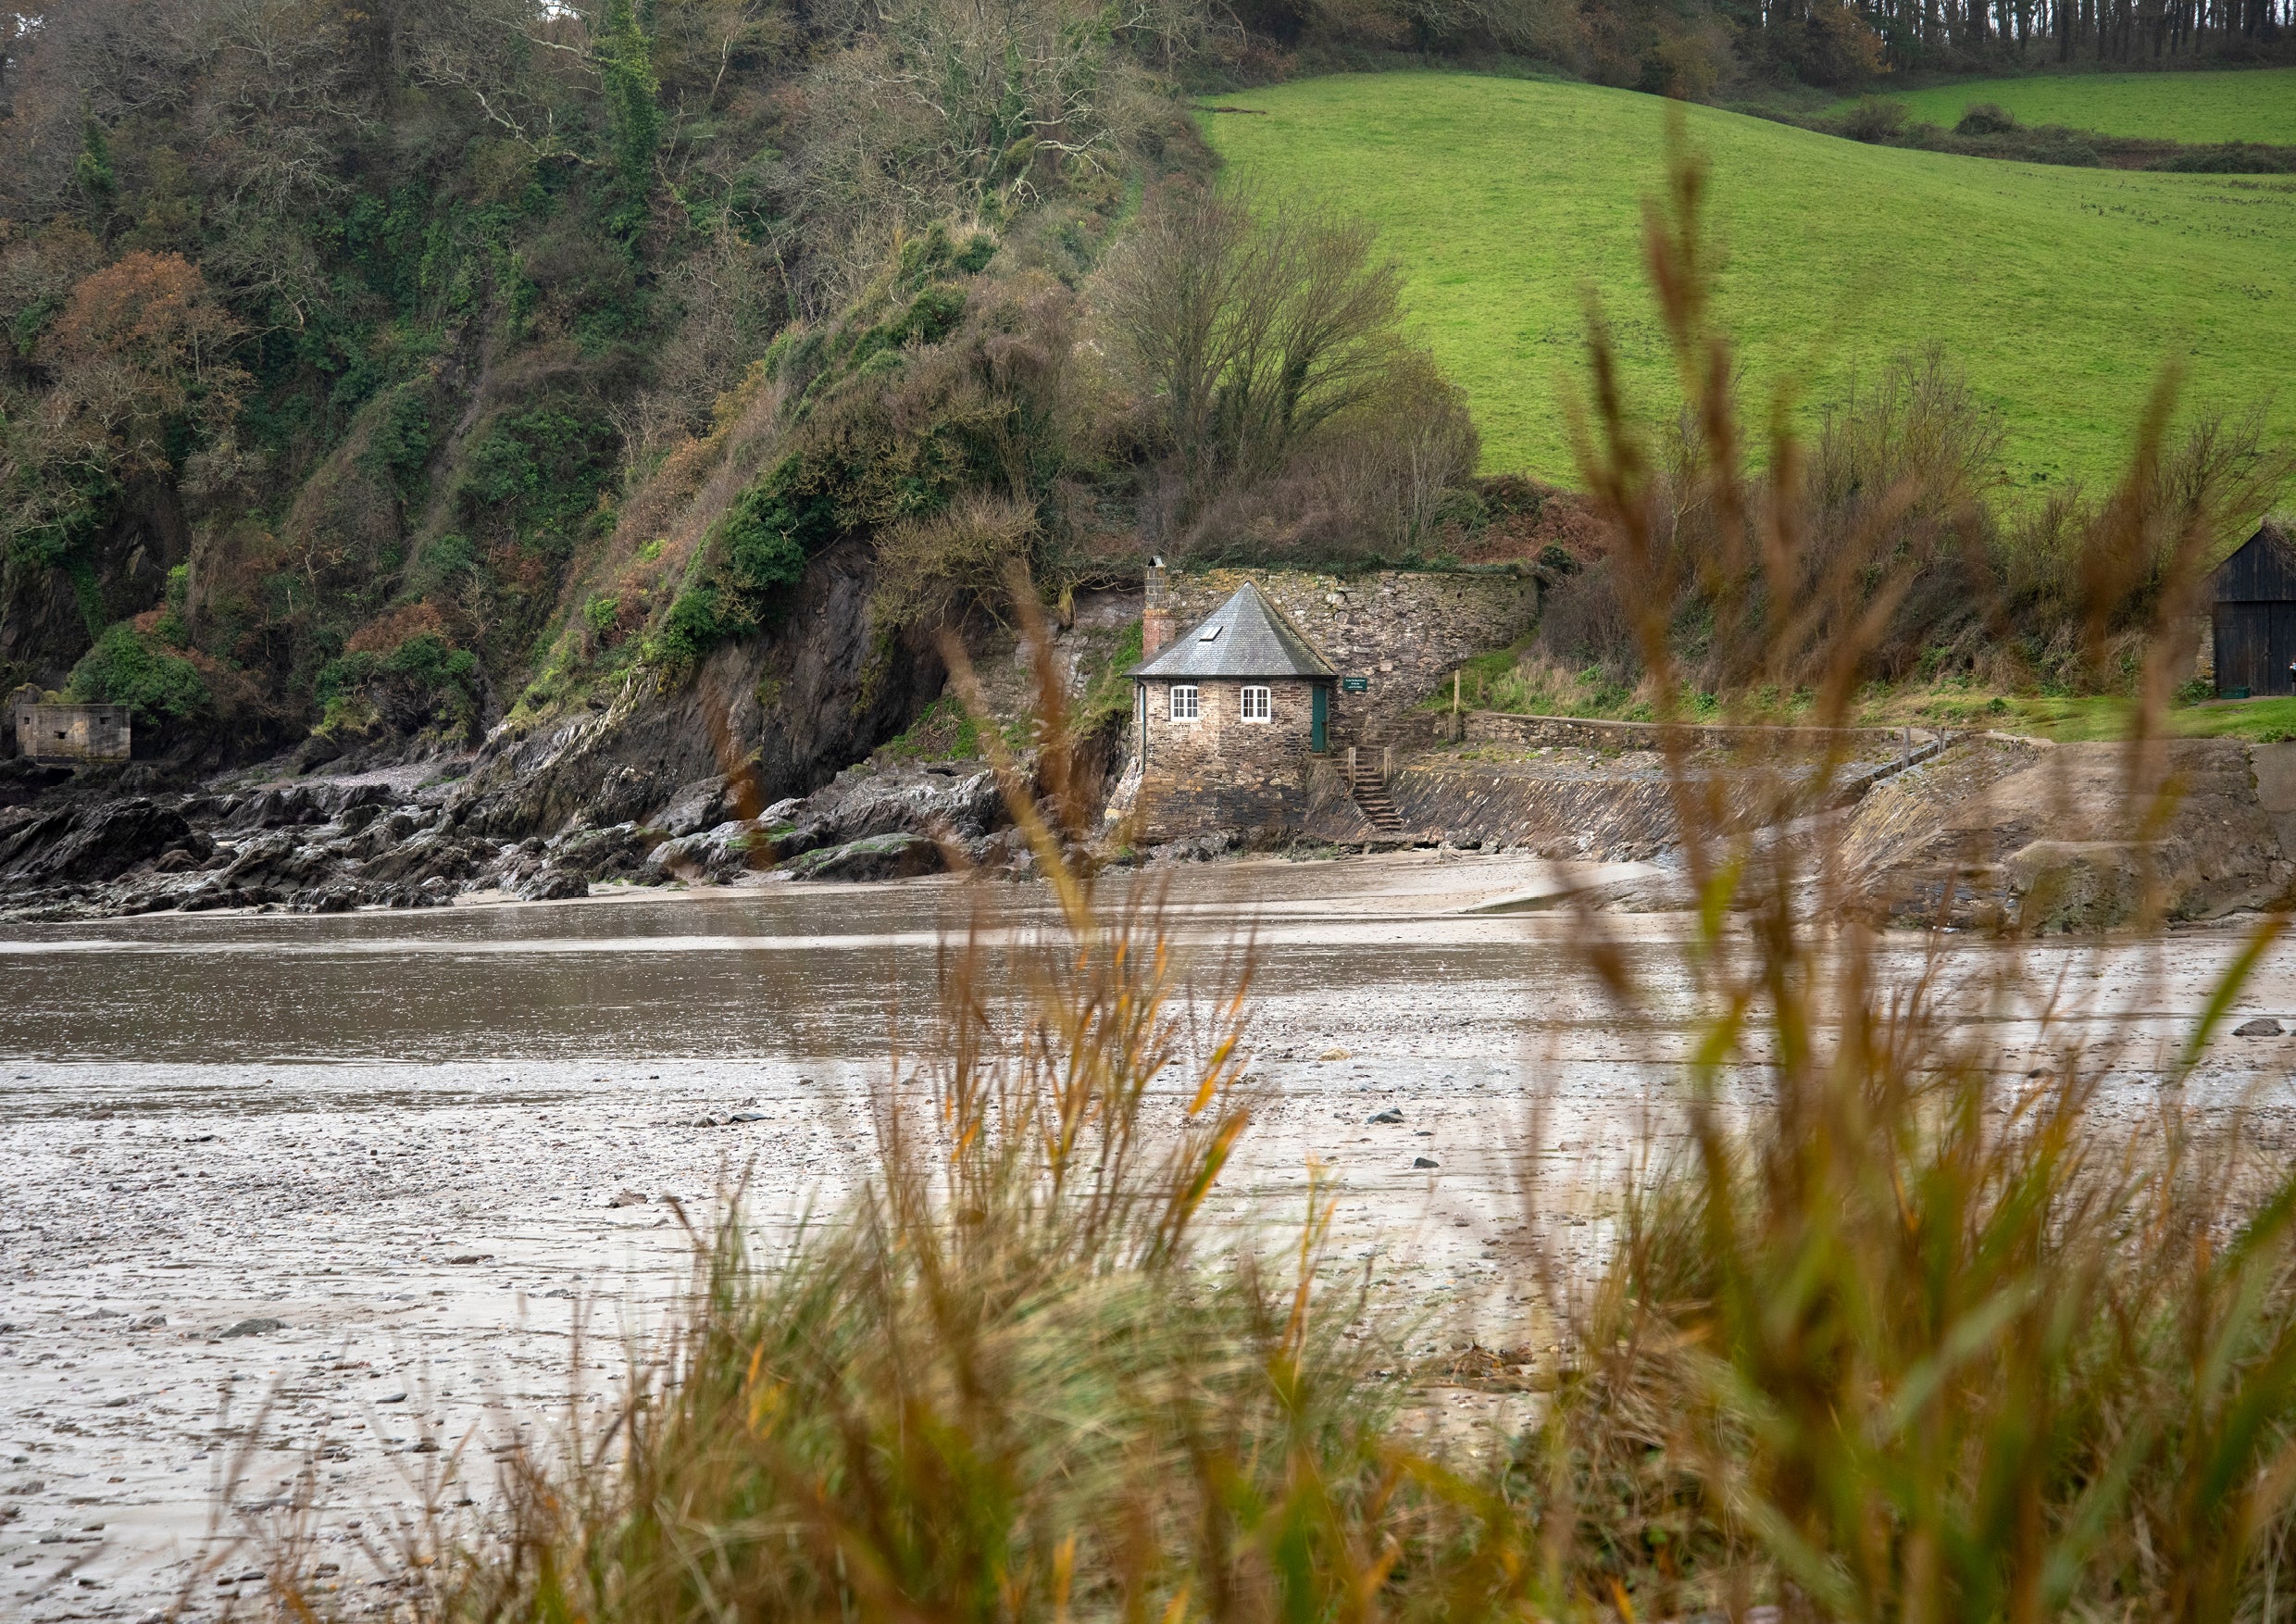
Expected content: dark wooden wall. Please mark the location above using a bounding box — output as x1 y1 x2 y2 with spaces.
2209 527 2296 695
2214 527 2296 602
2215 604 2296 694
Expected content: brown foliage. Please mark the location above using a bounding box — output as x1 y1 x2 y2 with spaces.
38 250 246 476
344 600 464 657
872 489 1042 631
1097 181 1483 562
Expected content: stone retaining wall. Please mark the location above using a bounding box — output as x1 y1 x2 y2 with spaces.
1303 760 1679 857
1159 568 1540 747
1451 709 1936 754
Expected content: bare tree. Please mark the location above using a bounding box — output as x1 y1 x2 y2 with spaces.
780 0 1125 313
1098 183 1407 505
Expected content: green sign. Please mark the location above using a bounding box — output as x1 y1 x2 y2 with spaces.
1341 677 1369 693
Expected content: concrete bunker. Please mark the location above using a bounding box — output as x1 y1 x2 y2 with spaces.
11 693 132 765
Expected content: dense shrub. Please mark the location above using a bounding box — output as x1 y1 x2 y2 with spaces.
458 404 619 544
1530 342 2289 698
63 621 212 723
2156 142 2296 173
719 455 837 593
1837 94 1911 143
316 621 481 739
359 386 434 503
1955 99 2019 134
650 583 742 669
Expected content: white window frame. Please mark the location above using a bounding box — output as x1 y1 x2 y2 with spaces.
1241 685 1272 723
1169 684 1199 721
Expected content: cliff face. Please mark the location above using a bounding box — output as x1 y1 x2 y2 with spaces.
455 536 950 842
0 478 191 689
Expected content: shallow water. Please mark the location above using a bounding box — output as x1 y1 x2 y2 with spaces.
0 859 1597 1068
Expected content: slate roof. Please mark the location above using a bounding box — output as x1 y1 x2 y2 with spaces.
1130 581 1336 681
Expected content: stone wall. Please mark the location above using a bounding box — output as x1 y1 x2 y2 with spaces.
1383 764 1678 858
1158 568 1540 746
1132 675 1322 843
1453 710 1934 753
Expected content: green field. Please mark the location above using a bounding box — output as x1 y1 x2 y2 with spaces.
1843 67 2296 144
1198 73 2296 486
1977 694 2296 741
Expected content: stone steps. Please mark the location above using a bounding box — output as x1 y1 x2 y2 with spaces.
1347 763 1405 833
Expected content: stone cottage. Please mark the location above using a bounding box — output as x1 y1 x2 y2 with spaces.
1126 580 1336 841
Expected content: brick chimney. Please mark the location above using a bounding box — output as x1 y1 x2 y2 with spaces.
1141 556 1172 659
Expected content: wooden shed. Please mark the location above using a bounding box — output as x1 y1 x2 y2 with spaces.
2211 523 2296 697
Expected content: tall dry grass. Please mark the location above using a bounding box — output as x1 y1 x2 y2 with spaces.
1523 118 2296 1624
234 134 2296 1624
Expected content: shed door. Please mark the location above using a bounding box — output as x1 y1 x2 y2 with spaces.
1310 684 1328 753
2271 606 2296 696
2218 605 2276 695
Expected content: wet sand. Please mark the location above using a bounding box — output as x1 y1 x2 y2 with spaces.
6 851 2294 1620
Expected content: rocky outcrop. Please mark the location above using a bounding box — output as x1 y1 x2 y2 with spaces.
451 534 949 844
0 798 193 885
1847 738 2295 929
773 763 1003 856
645 820 769 883
781 832 944 881
0 720 1021 918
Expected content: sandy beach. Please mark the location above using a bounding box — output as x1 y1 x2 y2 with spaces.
6 851 2294 1621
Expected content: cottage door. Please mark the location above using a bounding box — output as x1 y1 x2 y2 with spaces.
1310 685 1328 753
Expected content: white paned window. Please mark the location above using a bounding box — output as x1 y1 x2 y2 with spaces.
1241 685 1272 722
1169 684 1199 721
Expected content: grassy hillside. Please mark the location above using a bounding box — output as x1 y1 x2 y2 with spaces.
1846 67 2296 144
1198 73 2296 487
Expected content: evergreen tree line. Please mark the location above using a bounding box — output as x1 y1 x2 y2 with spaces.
1820 0 2290 74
